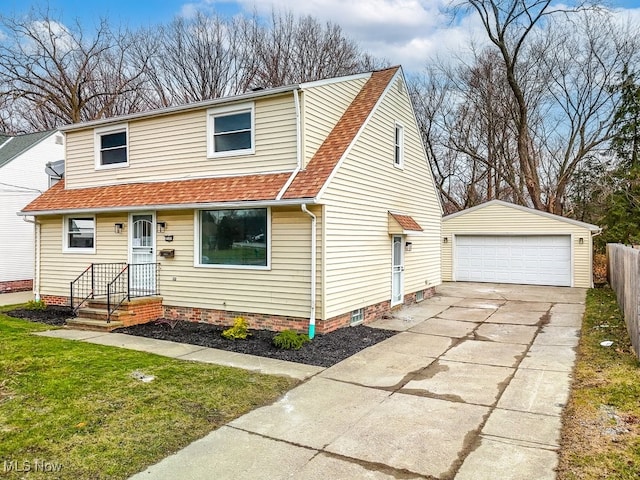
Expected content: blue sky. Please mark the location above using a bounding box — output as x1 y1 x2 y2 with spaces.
3 0 640 72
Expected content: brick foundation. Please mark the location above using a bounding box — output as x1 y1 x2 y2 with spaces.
123 297 164 327
41 295 70 306
0 279 33 294
163 287 436 334
40 287 436 333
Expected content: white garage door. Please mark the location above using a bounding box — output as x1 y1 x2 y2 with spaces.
454 235 571 287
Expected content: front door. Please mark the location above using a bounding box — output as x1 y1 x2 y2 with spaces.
129 213 155 293
392 235 404 306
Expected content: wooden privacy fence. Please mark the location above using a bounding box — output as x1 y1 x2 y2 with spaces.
607 243 640 358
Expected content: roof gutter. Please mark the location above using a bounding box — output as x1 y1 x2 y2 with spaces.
301 203 317 339
18 197 316 217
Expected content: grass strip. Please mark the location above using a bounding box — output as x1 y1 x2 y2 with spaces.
558 287 640 479
0 313 297 479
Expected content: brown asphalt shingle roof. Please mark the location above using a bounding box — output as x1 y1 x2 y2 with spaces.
21 67 400 214
22 174 291 213
389 212 423 232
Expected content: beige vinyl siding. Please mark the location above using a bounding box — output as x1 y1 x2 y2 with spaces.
39 213 129 296
442 203 593 288
154 207 320 318
65 94 298 189
321 76 442 319
302 76 368 167
39 208 321 319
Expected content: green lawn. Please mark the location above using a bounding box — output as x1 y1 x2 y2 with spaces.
558 287 640 479
0 311 297 479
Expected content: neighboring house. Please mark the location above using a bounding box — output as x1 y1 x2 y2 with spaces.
0 131 64 293
20 67 443 334
442 200 600 288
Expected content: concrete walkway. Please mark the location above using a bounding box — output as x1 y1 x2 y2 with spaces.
33 283 585 479
35 329 323 381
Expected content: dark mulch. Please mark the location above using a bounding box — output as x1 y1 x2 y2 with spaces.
116 320 397 367
4 306 74 326
4 306 397 367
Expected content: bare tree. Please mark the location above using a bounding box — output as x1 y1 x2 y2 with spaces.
253 12 372 88
0 9 150 130
133 10 383 106
138 12 259 106
416 2 639 214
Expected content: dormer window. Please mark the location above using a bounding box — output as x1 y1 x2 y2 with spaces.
207 103 255 158
95 124 128 169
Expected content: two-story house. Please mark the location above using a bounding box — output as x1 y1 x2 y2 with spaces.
20 66 443 335
1 130 64 293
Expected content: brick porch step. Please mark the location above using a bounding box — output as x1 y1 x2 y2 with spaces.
66 317 124 332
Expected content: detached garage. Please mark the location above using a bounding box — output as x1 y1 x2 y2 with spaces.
442 200 600 288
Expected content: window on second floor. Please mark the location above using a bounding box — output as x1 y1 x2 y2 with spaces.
207 103 255 158
95 124 128 169
394 122 404 168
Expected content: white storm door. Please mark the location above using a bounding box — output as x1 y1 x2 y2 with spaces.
129 213 156 292
392 235 404 306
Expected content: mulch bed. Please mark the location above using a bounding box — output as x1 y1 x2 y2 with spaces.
116 321 397 367
4 306 397 368
4 306 74 326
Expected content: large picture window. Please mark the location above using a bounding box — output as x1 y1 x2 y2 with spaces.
199 208 268 267
207 103 254 157
64 216 95 252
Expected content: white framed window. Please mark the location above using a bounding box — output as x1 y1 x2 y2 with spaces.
207 103 255 158
95 124 128 169
196 207 269 269
350 308 364 326
63 216 96 253
394 122 404 168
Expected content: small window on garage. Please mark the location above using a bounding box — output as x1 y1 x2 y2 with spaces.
350 308 364 326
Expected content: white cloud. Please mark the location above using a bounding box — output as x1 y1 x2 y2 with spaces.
179 1 640 75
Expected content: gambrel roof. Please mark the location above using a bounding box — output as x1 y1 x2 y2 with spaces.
21 67 400 215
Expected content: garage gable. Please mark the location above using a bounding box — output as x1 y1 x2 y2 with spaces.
443 200 600 233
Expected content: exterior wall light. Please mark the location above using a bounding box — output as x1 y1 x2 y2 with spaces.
405 241 413 252
114 223 123 234
579 237 584 244
157 221 167 233
443 237 448 243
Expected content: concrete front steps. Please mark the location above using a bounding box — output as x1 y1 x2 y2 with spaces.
66 297 163 332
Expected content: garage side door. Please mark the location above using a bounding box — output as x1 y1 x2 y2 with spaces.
454 235 571 287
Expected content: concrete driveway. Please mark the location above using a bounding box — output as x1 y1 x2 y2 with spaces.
130 282 586 480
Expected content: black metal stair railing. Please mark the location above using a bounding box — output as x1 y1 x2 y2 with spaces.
70 262 159 322
106 263 159 322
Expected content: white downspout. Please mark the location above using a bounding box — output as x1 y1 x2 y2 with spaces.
22 216 40 301
301 204 316 339
276 88 302 200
